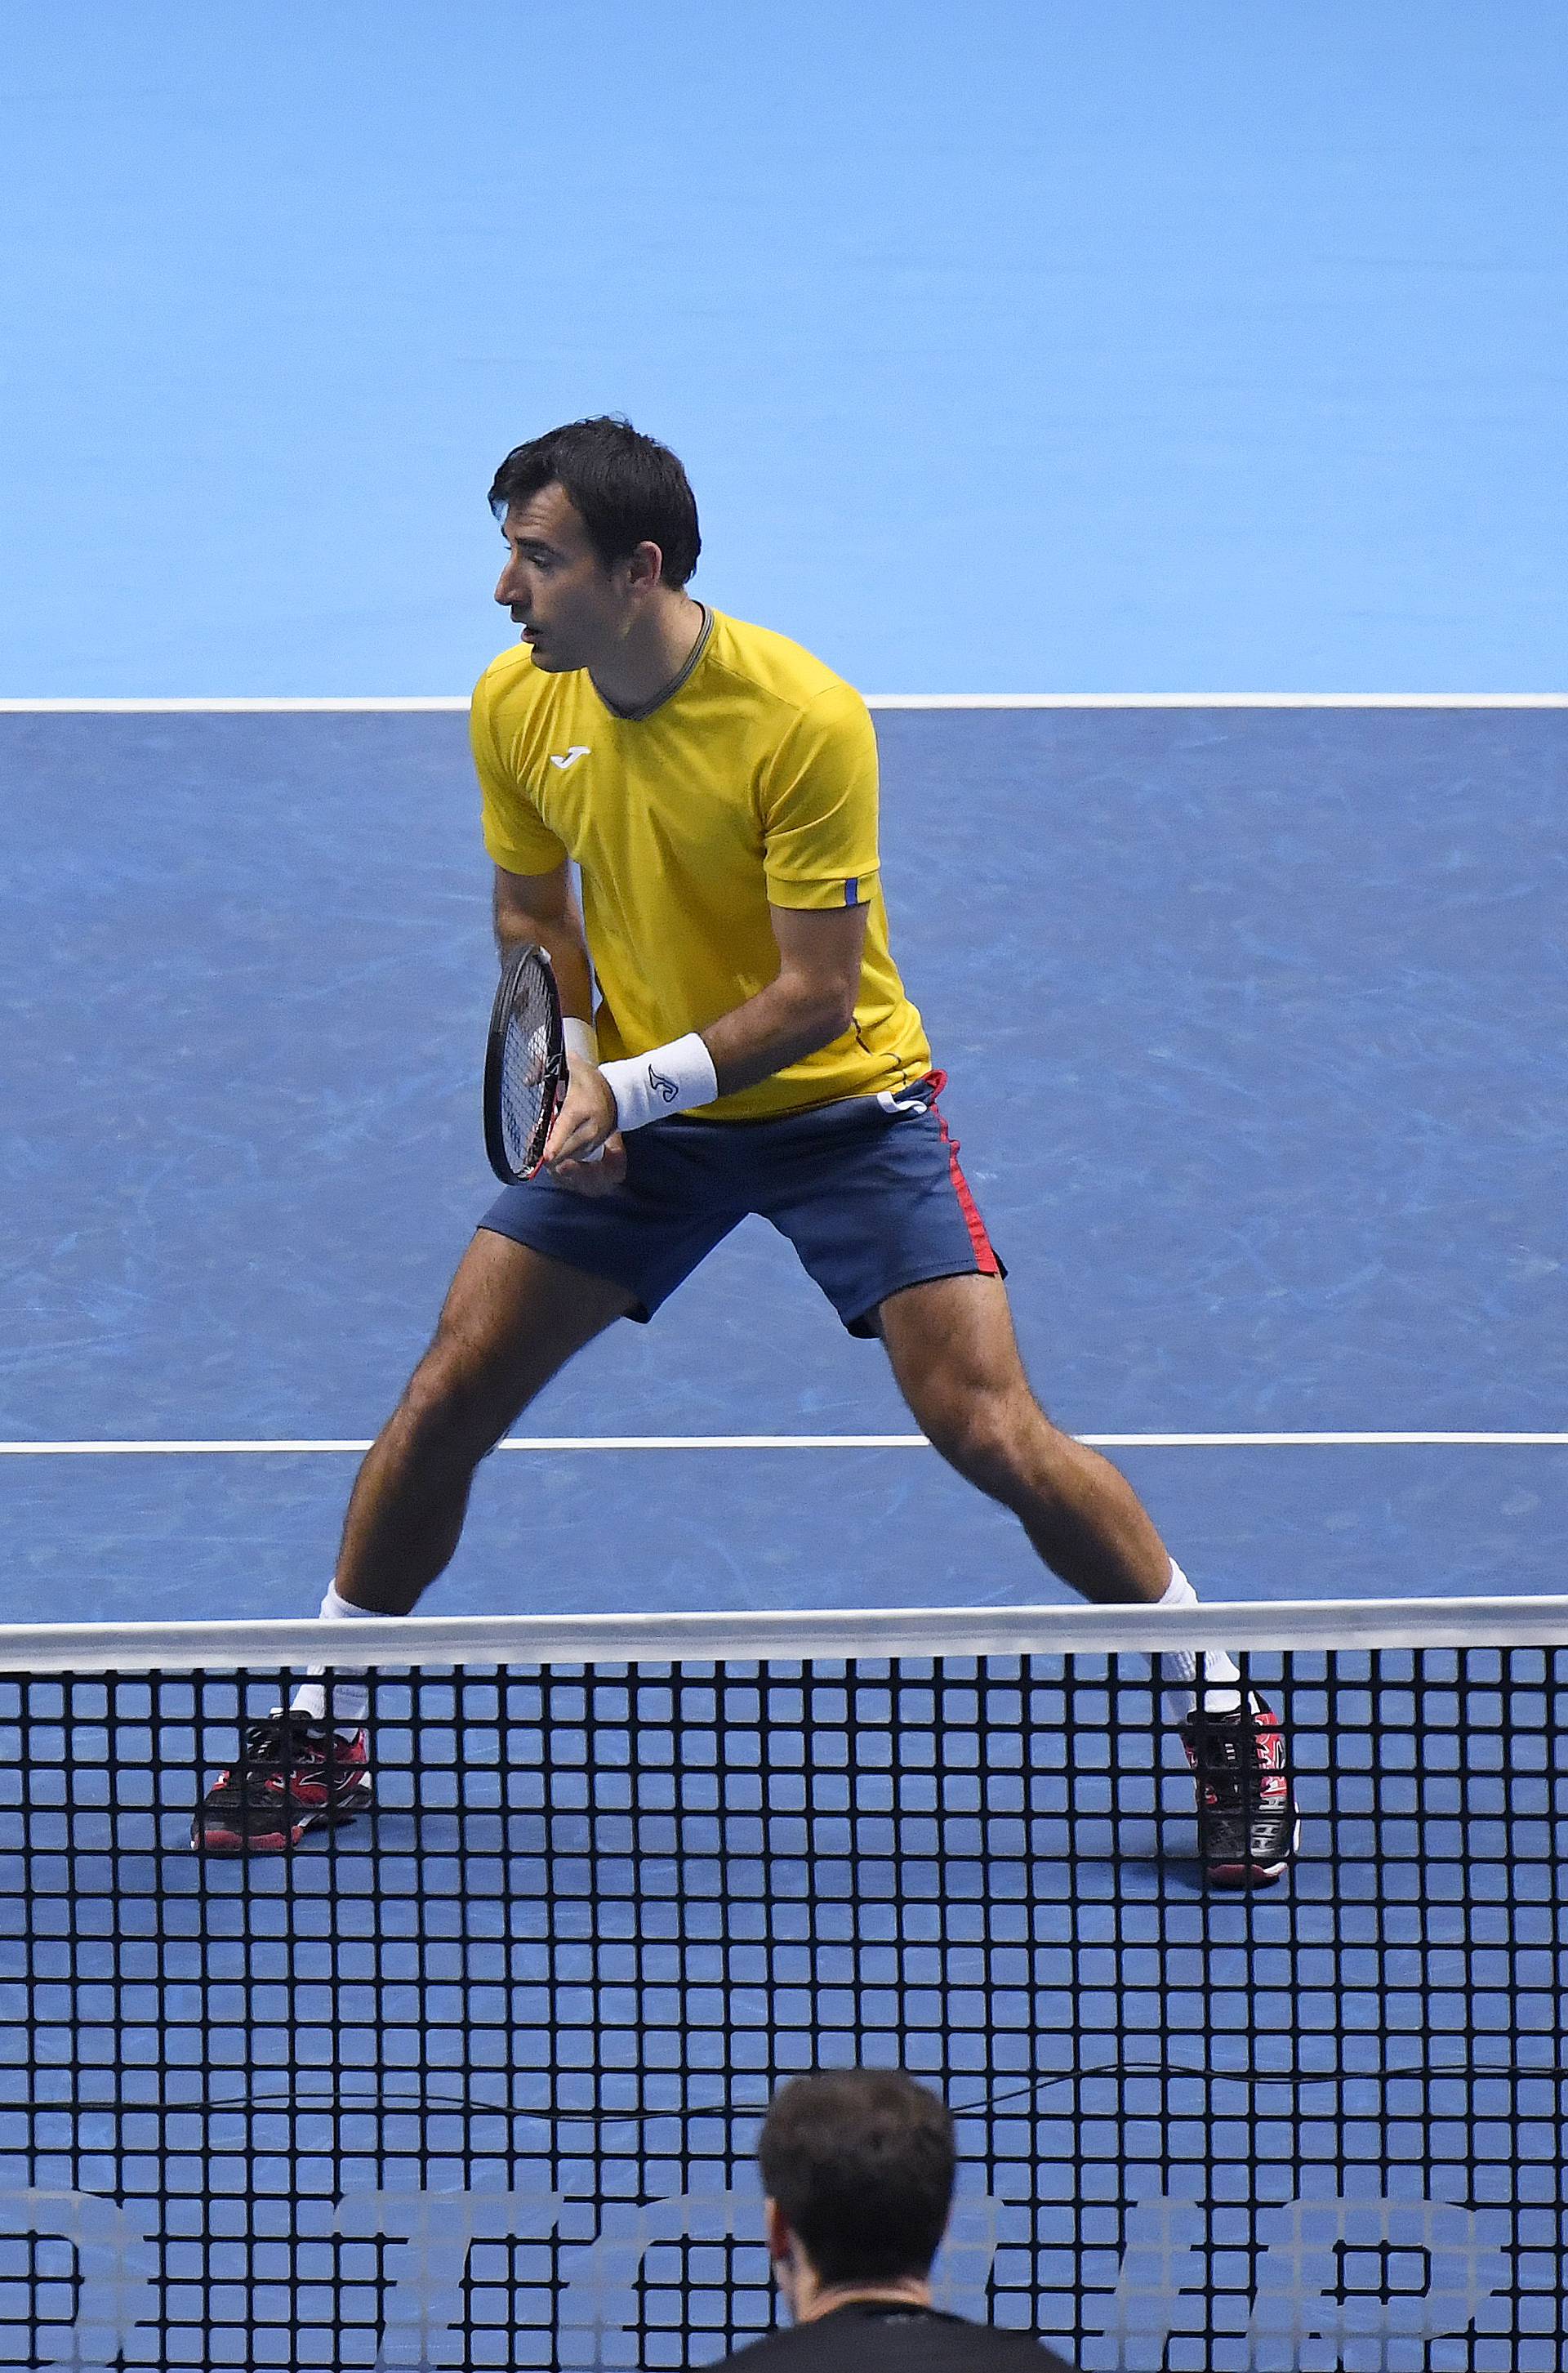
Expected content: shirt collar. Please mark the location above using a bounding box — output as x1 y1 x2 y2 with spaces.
595 603 713 722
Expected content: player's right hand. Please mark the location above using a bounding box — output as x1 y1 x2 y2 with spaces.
541 1064 625 1193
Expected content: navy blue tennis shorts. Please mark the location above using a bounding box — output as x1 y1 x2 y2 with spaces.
479 1069 1004 1336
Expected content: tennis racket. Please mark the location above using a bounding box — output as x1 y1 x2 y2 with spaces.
483 943 566 1184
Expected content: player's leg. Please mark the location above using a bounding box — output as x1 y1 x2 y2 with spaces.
761 1082 1173 1605
332 1229 634 1615
875 1271 1296 1886
194 1128 740 1855
193 1234 632 1854
872 1272 1173 1599
762 1077 1295 1888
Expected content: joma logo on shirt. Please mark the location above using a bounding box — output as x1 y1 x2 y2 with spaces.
548 746 591 770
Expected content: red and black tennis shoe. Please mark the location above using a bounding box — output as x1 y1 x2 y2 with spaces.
1181 1693 1298 1889
192 1712 372 1853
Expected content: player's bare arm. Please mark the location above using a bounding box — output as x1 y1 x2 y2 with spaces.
492 860 594 1006
702 903 869 1091
544 901 870 1167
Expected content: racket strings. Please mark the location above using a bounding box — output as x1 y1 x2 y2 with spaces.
499 992 556 1172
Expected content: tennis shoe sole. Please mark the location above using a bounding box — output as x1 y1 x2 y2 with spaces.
194 1786 372 1855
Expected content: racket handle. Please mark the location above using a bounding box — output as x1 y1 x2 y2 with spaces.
556 1037 608 1166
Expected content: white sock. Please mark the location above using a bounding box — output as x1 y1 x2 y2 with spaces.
287 1584 379 1730
1147 1562 1244 1725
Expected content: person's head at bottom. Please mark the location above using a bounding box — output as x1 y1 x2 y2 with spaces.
728 2068 1077 2368
761 2067 955 2323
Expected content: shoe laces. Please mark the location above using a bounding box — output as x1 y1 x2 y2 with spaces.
241 1711 339 1764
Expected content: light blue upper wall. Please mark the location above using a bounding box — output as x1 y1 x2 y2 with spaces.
2 0 1563 696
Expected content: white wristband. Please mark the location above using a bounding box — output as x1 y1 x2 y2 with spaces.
599 1033 719 1131
562 1015 600 1069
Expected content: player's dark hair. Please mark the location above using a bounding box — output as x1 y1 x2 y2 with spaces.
488 416 702 587
758 2069 956 2288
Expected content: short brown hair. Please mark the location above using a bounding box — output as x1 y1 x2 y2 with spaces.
758 2068 956 2287
487 415 702 587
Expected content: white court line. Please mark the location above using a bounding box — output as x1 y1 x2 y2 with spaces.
866 694 1568 711
0 697 472 712
2 694 1566 712
0 1431 1564 1454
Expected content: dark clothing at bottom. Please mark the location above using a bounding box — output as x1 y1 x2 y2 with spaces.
714 2299 1076 2371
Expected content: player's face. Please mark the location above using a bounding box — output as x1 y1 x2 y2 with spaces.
494 485 635 672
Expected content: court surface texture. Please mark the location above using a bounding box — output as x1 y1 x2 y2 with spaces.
1 699 1565 2373
1 699 1562 1623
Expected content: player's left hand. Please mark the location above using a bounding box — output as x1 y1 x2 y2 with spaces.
541 1064 620 1176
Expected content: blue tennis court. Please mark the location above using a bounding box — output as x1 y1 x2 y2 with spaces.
2 703 1563 1618
2 698 1565 2367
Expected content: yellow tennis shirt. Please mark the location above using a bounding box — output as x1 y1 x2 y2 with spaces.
471 607 931 1122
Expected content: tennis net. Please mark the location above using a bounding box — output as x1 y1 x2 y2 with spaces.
0 1598 1561 2371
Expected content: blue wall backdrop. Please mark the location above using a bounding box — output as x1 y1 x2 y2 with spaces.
2 0 1565 697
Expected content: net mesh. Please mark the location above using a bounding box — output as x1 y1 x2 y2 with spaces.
0 1606 1561 2370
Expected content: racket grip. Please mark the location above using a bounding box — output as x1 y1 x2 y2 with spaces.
560 1018 609 1165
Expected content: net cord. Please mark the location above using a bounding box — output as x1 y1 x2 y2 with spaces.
1 1592 1566 1672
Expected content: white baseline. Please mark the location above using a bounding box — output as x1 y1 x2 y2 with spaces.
2 694 1566 713
0 1430 1563 1455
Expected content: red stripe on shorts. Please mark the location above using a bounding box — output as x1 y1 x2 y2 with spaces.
929 1080 1000 1275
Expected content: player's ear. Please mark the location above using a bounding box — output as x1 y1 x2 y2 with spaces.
764 2197 791 2265
623 538 664 595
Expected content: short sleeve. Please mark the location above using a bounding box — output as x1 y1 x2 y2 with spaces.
471 665 570 876
758 681 881 912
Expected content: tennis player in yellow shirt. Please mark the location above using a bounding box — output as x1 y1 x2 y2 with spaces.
195 417 1295 1887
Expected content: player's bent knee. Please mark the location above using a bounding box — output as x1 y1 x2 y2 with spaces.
395 1354 513 1467
923 1394 1040 1497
